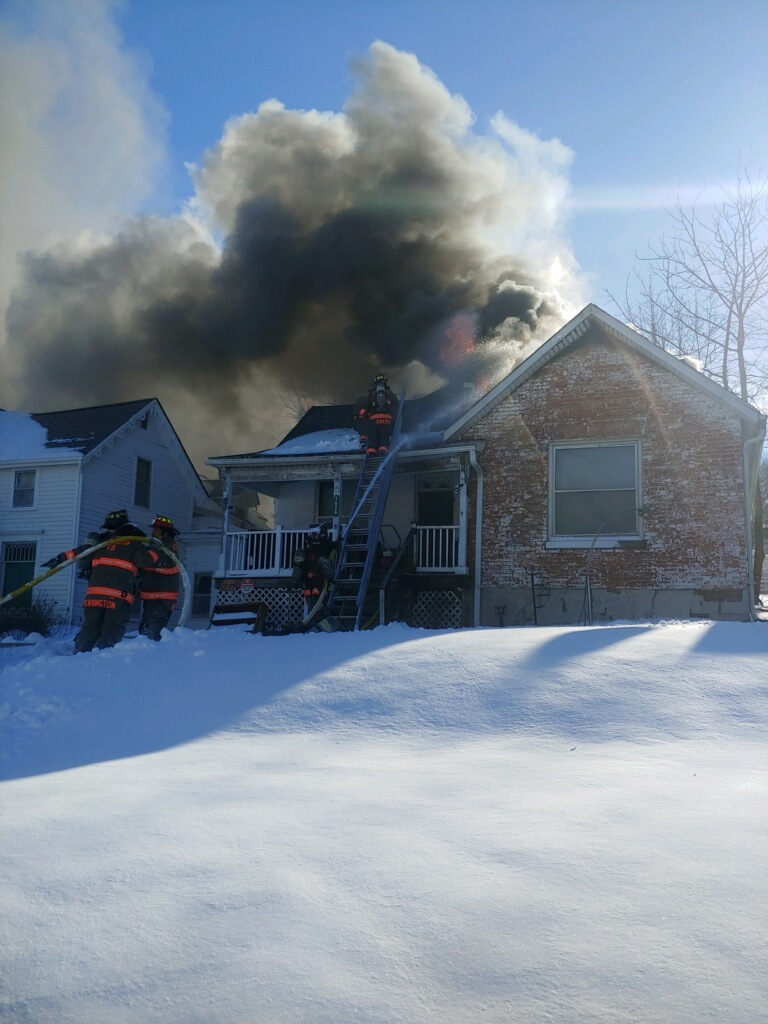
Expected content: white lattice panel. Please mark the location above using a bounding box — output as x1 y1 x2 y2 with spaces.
411 590 464 629
214 585 303 628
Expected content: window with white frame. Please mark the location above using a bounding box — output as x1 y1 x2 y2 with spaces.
134 457 152 508
13 469 36 508
550 442 641 539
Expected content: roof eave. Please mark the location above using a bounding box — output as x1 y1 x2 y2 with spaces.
0 454 84 469
444 304 763 438
82 399 156 462
208 440 480 475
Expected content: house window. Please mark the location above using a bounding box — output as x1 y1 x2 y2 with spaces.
1 541 37 609
192 573 213 618
134 458 152 508
550 442 641 539
318 481 354 521
13 470 36 508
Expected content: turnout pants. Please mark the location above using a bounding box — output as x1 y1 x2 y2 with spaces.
139 600 174 641
74 599 133 653
365 416 393 454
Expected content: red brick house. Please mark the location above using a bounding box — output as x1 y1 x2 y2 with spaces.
207 305 766 628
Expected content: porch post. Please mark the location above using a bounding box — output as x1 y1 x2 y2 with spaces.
332 464 343 541
274 525 283 574
219 472 231 573
457 465 468 570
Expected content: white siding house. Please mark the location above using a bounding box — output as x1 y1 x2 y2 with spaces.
0 399 222 629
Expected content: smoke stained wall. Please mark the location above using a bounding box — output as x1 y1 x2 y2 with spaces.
3 38 585 468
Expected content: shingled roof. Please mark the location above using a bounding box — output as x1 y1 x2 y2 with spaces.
30 399 153 454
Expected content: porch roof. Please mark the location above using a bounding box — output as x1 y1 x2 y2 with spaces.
208 438 479 480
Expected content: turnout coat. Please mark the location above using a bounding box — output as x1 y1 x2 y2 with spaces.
139 538 180 604
62 525 160 609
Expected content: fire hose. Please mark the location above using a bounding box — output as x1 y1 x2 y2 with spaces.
0 536 192 628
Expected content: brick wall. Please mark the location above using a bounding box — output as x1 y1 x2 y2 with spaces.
460 326 749 596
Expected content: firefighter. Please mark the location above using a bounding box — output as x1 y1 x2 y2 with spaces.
139 514 181 641
42 509 160 653
353 373 399 456
292 523 335 611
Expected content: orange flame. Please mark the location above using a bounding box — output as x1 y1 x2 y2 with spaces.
439 313 476 367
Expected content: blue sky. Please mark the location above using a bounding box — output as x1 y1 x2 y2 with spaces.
1 0 766 460
114 0 768 301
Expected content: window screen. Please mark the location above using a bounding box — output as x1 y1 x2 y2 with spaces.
551 443 639 537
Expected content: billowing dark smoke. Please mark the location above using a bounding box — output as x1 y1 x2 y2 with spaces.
5 41 580 462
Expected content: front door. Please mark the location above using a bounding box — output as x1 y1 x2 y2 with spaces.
416 473 457 569
416 472 456 526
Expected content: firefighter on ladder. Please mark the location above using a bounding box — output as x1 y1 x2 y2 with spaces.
292 523 335 612
354 373 399 456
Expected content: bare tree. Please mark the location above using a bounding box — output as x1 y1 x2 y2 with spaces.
276 380 338 424
610 166 768 603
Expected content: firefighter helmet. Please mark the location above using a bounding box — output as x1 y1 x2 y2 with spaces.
151 514 179 535
307 522 328 540
101 509 129 530
371 372 388 389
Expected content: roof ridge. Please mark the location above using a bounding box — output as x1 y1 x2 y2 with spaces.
31 397 155 416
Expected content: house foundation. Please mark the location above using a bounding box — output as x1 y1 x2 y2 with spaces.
480 586 752 626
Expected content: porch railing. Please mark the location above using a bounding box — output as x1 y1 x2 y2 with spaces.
222 525 462 575
223 528 308 576
413 526 459 572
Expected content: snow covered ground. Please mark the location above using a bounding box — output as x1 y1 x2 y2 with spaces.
1 621 766 1024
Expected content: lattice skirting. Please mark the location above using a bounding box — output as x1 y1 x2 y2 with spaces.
214 585 303 629
214 583 465 631
410 589 464 630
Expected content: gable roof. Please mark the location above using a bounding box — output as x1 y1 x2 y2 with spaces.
7 397 210 504
444 304 765 439
30 399 155 456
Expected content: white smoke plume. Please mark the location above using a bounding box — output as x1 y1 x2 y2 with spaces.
0 0 166 346
1 13 585 466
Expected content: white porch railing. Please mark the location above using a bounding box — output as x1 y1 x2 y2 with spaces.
413 525 460 572
224 528 308 576
222 525 462 575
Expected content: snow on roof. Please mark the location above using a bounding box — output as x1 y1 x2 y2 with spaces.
259 428 362 456
0 411 81 462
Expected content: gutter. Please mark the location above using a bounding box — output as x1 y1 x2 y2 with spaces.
0 457 82 470
207 441 481 470
743 414 767 619
468 447 484 627
69 463 85 626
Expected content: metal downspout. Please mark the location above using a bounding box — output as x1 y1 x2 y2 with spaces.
219 472 231 575
743 415 767 620
468 447 484 627
70 460 84 626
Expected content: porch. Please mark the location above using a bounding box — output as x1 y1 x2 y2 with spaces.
219 524 465 577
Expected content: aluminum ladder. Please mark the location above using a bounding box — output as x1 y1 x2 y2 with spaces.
326 395 404 630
